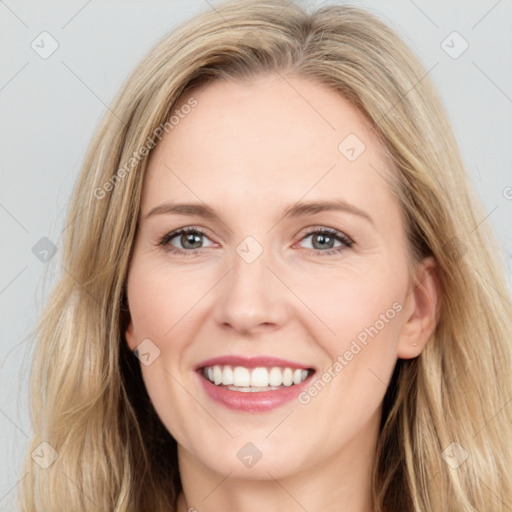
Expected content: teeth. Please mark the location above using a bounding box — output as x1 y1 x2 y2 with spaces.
213 365 222 385
269 367 283 386
202 365 311 388
222 365 234 385
251 367 269 387
233 366 250 386
293 369 304 385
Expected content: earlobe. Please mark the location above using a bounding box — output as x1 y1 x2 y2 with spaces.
397 256 439 359
121 291 137 351
125 318 137 352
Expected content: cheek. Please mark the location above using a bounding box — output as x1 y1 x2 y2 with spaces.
294 261 406 406
127 260 214 340
293 261 406 350
126 261 216 437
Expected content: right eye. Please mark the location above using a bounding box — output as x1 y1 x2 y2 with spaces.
159 227 215 255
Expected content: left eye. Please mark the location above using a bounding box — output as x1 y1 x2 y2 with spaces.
299 230 345 251
294 228 354 256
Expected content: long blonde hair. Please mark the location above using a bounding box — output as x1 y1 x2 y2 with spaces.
20 1 512 510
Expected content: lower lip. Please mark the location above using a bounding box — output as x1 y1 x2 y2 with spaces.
197 371 315 412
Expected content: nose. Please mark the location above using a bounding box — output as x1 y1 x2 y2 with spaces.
213 243 290 335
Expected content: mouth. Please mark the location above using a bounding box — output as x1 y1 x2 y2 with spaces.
200 364 314 392
194 356 316 412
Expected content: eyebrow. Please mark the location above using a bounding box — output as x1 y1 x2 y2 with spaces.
145 199 374 226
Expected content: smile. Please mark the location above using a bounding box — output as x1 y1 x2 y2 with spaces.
201 365 312 390
195 356 316 412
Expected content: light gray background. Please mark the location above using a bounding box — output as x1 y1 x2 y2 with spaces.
1 0 511 509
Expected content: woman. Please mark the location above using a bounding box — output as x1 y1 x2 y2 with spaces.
20 0 512 510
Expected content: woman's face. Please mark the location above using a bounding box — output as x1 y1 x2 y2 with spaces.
125 73 436 481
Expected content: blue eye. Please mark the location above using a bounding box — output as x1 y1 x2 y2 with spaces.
158 226 353 257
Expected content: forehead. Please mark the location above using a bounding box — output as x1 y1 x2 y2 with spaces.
142 73 396 223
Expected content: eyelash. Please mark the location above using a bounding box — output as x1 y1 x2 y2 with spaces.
158 226 354 257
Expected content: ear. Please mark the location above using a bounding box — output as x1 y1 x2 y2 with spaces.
124 316 138 352
397 256 440 359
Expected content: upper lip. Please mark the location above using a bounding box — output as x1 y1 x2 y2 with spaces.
195 355 316 371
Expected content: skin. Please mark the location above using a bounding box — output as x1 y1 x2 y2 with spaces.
124 73 438 512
